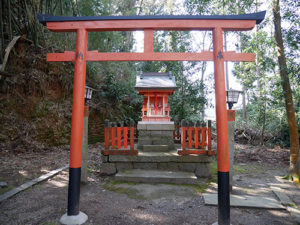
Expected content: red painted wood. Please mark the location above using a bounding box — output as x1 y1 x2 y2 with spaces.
155 93 157 114
144 29 154 52
111 127 116 149
178 150 209 155
195 128 199 149
46 19 256 32
101 150 138 156
213 27 229 172
130 127 134 150
47 51 254 62
227 110 236 122
117 127 121 149
188 127 193 149
69 29 88 168
123 127 128 149
181 127 186 151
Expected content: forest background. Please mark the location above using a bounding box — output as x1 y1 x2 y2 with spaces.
0 0 299 174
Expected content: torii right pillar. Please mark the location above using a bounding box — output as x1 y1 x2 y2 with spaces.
213 27 230 225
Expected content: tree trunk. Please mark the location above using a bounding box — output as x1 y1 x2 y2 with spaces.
273 0 300 177
0 0 4 62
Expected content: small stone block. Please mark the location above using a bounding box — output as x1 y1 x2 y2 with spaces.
101 155 109 162
195 163 210 177
143 145 169 152
133 162 158 170
0 182 8 188
100 163 117 175
116 162 133 170
157 162 179 171
178 163 196 172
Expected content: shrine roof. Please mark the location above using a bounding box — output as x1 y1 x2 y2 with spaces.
135 72 178 91
38 11 266 25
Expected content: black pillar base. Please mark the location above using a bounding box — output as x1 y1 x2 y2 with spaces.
67 167 81 215
218 171 230 225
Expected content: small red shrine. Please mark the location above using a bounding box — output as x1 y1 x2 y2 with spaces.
135 72 178 122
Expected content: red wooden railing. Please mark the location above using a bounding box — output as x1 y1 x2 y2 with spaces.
101 119 138 156
178 120 215 156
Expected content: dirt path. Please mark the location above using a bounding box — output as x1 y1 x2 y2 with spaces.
0 143 299 225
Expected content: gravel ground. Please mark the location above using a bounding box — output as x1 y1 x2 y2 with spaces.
0 143 299 225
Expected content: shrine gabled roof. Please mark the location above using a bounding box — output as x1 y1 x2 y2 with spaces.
38 11 266 25
135 72 178 91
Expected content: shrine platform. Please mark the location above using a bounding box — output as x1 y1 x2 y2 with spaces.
100 144 212 184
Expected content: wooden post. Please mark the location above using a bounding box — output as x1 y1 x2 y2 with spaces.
64 28 88 222
201 122 206 149
111 122 116 149
188 121 194 149
130 120 134 151
207 120 212 155
213 27 230 225
117 121 121 149
181 119 186 151
123 121 128 149
195 121 201 149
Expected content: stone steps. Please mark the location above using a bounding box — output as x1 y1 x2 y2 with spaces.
102 151 211 163
142 145 169 152
100 151 211 178
115 169 198 184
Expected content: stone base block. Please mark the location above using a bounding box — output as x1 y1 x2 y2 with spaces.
137 121 175 150
99 163 117 176
100 161 211 178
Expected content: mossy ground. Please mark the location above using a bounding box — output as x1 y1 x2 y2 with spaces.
102 181 146 200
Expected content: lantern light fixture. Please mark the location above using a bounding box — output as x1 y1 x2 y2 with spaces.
226 89 242 109
85 86 96 103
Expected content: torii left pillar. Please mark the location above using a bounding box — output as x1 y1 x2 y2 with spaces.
60 29 88 225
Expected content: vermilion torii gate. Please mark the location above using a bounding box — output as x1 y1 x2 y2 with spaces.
38 11 265 225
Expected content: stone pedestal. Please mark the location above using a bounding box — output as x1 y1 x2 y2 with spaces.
137 121 175 150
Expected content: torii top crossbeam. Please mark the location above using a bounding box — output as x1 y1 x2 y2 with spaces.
38 11 265 223
38 12 265 62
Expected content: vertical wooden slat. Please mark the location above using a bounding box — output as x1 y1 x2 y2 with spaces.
208 120 212 153
188 121 194 149
195 121 201 149
123 127 128 149
130 120 134 151
201 122 205 149
111 122 116 149
181 119 186 151
117 121 121 149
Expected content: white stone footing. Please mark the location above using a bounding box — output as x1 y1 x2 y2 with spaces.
60 211 88 225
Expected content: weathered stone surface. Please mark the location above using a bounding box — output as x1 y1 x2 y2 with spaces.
100 163 117 175
203 193 285 209
195 163 210 177
109 152 212 163
116 162 133 171
133 162 158 170
157 162 179 171
137 122 175 131
143 145 169 152
0 182 8 188
178 163 197 172
101 155 109 163
177 155 211 163
115 169 198 184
